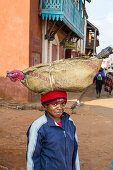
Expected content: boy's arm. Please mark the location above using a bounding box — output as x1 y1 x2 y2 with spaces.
26 125 42 170
75 133 80 170
72 131 80 170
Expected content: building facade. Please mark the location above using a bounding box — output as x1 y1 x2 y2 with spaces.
0 0 93 102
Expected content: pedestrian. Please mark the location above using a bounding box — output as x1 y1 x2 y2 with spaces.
105 72 113 97
26 91 80 170
93 68 105 98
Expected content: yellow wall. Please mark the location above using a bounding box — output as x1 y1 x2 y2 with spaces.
0 0 30 76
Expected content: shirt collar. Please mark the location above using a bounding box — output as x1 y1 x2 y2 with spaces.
45 111 70 128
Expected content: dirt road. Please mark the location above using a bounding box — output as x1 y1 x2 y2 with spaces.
74 85 113 170
0 85 113 170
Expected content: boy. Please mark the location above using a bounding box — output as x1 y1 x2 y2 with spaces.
26 91 80 170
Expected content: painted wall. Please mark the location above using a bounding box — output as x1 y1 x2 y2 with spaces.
0 0 30 101
0 0 30 77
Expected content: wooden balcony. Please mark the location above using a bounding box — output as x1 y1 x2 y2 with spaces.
40 0 84 39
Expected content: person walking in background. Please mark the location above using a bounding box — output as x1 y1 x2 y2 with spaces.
105 72 113 97
93 67 105 98
26 91 80 170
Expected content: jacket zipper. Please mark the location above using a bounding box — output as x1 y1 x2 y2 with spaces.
64 130 67 169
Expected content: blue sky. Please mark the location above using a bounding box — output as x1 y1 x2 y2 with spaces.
86 0 113 54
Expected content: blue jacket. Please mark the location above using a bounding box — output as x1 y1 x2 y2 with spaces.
26 112 80 170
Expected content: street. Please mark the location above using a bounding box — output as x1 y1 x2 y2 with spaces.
0 85 113 170
74 85 113 170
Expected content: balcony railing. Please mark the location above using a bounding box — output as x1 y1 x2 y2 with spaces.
40 0 84 39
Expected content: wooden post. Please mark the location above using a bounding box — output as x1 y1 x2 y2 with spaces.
93 29 97 56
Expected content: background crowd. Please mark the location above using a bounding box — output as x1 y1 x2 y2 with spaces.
93 67 113 98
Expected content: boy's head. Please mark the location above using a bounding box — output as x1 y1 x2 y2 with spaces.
41 91 67 121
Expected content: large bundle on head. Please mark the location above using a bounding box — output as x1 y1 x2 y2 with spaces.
19 57 102 94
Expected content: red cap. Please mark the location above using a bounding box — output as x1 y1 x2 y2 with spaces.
41 91 67 106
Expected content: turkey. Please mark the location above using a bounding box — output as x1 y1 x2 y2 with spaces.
6 57 104 94
6 70 25 82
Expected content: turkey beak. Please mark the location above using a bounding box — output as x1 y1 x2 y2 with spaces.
6 71 9 77
6 74 9 78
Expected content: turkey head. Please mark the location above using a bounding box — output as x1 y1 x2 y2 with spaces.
6 70 25 82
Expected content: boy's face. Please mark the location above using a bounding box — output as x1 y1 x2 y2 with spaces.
45 101 66 122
